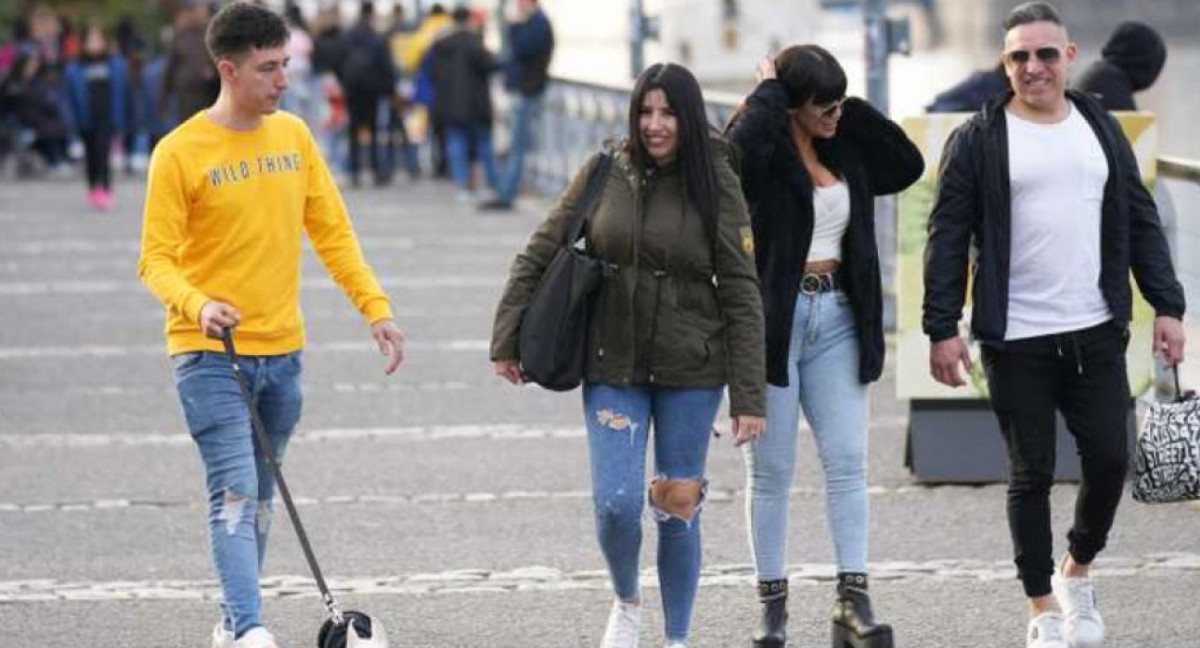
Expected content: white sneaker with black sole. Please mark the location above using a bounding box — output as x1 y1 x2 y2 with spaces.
1053 556 1105 648
1027 612 1069 648
601 599 642 648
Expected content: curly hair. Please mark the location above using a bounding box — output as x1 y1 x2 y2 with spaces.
205 1 289 63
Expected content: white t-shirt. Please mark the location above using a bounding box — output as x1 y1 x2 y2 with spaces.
1004 104 1112 341
808 181 850 262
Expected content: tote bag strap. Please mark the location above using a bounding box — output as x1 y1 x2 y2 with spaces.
1172 365 1196 403
567 153 614 244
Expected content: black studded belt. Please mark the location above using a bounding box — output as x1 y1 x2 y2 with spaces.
799 271 841 295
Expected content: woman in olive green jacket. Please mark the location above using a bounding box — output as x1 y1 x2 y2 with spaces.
491 63 766 648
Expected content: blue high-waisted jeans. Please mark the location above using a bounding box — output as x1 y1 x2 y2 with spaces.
743 290 870 579
584 382 723 642
172 350 303 638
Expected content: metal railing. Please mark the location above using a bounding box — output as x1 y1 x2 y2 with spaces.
525 78 743 196
1160 156 1200 184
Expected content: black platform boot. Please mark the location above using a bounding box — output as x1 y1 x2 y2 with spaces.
831 573 893 648
752 578 788 648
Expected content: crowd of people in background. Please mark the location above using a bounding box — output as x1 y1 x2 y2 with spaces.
0 1 204 206
0 0 554 213
2 0 1164 217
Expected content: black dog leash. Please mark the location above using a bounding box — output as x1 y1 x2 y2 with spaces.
220 328 345 627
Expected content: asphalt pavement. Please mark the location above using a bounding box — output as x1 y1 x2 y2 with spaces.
1 176 1197 648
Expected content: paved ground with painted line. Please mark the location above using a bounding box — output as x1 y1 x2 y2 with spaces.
1 178 1198 647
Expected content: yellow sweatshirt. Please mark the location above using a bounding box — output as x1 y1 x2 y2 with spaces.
138 111 393 356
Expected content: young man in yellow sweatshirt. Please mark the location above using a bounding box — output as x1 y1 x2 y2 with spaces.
137 4 405 647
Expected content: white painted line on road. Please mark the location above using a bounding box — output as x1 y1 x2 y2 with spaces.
0 416 910 448
0 381 473 398
0 254 506 275
3 554 1199 602
0 235 526 257
0 479 974 515
80 305 490 322
0 276 502 296
0 240 142 254
0 338 490 359
0 424 586 448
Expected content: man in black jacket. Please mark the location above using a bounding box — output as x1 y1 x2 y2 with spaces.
431 7 498 200
923 3 1185 648
338 1 397 186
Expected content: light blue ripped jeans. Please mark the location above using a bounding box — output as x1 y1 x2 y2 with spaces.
584 383 723 643
743 290 870 580
172 350 302 638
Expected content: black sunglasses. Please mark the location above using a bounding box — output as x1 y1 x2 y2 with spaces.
1003 47 1062 66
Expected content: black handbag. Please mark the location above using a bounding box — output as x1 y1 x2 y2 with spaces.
518 153 613 391
1132 366 1200 503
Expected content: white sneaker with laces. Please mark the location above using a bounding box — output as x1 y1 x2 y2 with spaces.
1053 557 1105 648
601 599 642 648
211 622 235 648
236 627 280 648
1028 612 1069 648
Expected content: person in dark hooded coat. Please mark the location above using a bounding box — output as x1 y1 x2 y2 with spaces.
1074 21 1166 111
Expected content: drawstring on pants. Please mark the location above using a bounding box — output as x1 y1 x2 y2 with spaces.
1053 334 1084 376
1072 336 1083 376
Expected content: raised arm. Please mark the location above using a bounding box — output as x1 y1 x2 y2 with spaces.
837 97 925 196
724 65 790 204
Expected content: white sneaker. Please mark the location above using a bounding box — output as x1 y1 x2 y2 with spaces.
1027 612 1069 648
236 627 280 648
1053 557 1105 648
664 643 688 648
601 599 642 648
211 622 235 648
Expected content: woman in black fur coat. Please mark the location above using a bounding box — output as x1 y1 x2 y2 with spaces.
725 44 923 648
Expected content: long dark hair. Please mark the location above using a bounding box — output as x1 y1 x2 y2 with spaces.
627 62 718 228
774 44 846 110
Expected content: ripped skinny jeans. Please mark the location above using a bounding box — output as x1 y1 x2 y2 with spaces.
583 382 722 642
172 350 303 638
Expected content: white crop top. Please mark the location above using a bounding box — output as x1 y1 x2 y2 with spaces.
807 181 850 262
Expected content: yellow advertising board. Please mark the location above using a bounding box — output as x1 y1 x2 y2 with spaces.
895 112 1159 400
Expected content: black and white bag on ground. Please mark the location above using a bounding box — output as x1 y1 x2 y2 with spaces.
1132 366 1200 504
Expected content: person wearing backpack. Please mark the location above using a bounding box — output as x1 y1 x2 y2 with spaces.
337 1 397 186
490 63 765 648
430 6 498 201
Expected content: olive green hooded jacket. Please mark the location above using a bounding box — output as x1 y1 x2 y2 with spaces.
491 138 765 416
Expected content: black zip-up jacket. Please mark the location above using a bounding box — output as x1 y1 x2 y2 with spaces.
431 29 497 127
726 80 924 386
923 90 1185 344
